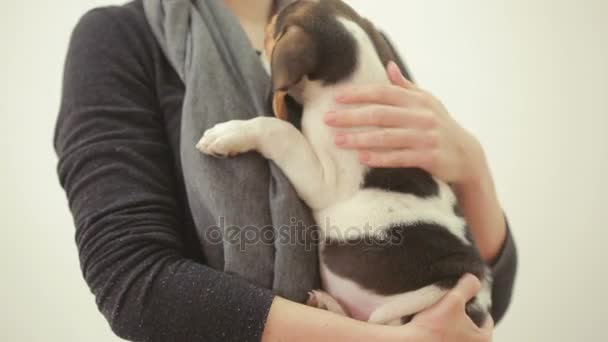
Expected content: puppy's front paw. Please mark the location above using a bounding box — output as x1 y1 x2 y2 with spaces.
196 120 256 158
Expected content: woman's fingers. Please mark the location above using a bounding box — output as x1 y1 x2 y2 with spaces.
335 129 437 149
442 274 482 312
325 106 437 129
335 62 426 106
481 316 495 332
358 149 435 168
336 84 424 107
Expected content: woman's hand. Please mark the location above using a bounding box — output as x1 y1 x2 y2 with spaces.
262 275 492 342
326 62 508 262
325 61 486 189
403 274 494 342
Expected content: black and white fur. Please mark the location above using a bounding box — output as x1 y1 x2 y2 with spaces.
197 0 491 326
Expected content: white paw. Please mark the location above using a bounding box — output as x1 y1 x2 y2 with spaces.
196 120 255 157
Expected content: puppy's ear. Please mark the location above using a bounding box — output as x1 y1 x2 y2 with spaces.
272 91 289 121
271 26 318 120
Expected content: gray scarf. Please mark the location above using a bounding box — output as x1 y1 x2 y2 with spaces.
143 0 319 302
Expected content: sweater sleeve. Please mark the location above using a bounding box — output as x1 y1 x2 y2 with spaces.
54 7 274 342
489 219 518 323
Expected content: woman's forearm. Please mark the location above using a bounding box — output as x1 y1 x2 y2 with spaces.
453 148 507 263
261 297 416 342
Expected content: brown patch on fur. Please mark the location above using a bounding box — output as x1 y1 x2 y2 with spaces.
264 0 400 118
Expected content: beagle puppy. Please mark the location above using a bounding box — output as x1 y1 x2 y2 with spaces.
197 0 491 326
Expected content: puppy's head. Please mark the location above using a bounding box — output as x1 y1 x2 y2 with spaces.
265 0 396 120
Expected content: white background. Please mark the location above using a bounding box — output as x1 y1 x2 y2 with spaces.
1 0 607 341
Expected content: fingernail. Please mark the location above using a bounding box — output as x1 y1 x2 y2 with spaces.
388 61 403 80
325 112 337 124
388 61 398 72
334 133 347 145
387 61 397 72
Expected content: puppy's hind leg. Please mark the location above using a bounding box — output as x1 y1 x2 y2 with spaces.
307 290 349 317
367 285 448 325
368 275 493 326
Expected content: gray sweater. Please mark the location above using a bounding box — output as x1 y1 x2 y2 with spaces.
54 1 517 341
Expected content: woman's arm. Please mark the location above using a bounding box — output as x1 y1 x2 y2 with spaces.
324 61 517 324
380 36 510 262
55 8 277 341
384 64 509 262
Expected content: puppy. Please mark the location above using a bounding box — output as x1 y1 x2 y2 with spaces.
197 0 491 326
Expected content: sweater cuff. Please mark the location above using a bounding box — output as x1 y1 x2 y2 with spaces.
489 216 516 273
488 215 518 323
